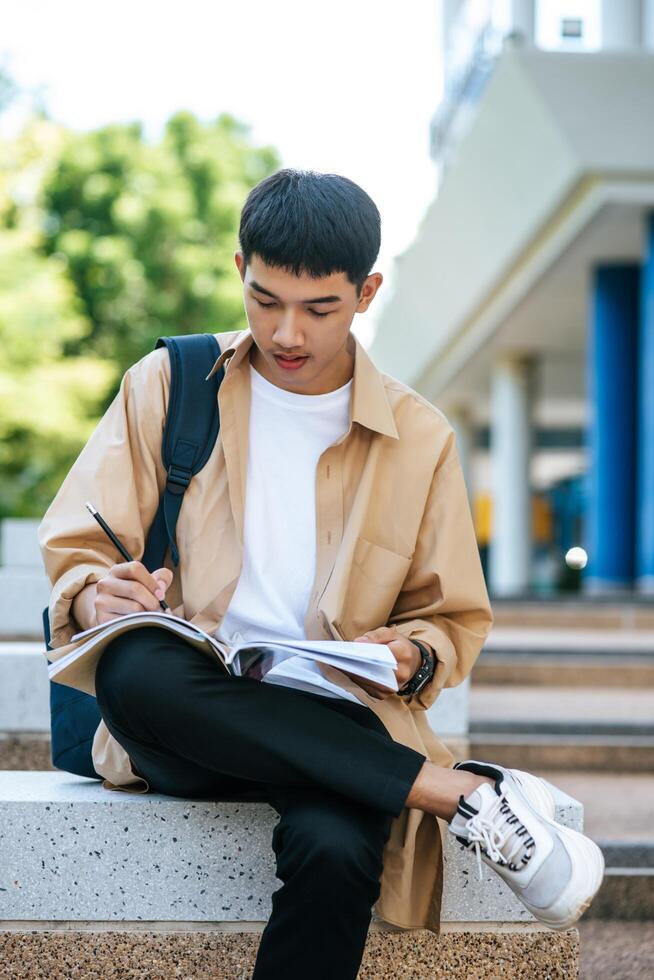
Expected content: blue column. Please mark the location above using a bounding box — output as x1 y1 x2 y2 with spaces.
584 264 639 592
637 213 654 591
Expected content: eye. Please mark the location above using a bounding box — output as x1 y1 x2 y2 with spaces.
255 297 331 318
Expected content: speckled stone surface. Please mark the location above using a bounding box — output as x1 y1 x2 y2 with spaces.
0 925 579 979
0 772 582 925
0 774 281 922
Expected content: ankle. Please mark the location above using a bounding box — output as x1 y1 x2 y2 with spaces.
405 763 494 821
459 772 495 799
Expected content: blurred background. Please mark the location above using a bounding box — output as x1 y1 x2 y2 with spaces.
0 2 652 976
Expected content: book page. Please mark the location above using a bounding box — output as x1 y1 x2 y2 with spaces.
230 640 397 689
70 609 199 643
48 614 230 696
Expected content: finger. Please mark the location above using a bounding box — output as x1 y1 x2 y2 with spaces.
152 567 173 599
354 628 396 643
153 567 174 591
99 574 162 612
96 594 152 621
114 560 167 601
112 561 165 609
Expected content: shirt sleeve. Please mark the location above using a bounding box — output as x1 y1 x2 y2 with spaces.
37 349 170 650
388 429 494 711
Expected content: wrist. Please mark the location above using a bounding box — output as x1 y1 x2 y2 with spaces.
71 582 99 632
398 640 435 696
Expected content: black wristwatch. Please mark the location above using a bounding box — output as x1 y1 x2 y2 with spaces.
397 640 435 697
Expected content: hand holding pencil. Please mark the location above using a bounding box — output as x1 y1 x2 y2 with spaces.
84 501 174 626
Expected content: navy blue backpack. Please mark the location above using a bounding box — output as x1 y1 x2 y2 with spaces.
43 333 226 779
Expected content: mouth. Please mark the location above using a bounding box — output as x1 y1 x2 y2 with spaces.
274 353 309 370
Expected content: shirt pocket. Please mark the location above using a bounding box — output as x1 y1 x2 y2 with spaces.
335 535 413 638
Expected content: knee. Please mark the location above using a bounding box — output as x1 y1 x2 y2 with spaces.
95 626 170 722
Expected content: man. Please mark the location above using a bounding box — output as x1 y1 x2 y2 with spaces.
38 168 604 979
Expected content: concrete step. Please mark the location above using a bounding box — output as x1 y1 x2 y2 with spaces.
470 685 654 770
0 770 582 978
533 771 654 843
483 626 654 656
0 923 579 979
584 841 654 921
473 654 654 688
475 625 654 688
0 518 43 568
470 685 654 732
0 642 50 732
0 770 582 924
599 841 654 868
0 771 583 923
0 734 53 771
469 734 654 772
578 921 654 980
490 599 654 631
0 569 50 640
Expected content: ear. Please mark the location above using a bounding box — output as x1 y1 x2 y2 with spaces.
234 251 246 280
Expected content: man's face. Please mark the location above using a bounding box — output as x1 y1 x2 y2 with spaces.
234 251 382 394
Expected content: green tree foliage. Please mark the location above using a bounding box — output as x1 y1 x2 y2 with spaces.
0 118 116 517
0 104 280 517
39 110 279 402
0 228 116 517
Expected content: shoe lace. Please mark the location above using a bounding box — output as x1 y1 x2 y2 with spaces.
464 795 535 882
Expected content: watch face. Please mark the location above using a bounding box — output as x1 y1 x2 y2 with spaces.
413 673 430 694
415 653 435 692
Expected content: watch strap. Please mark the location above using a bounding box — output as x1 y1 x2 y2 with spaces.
397 639 435 696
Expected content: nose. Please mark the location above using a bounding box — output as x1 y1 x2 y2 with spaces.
273 308 305 347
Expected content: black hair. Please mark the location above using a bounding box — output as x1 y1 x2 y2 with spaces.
238 168 381 298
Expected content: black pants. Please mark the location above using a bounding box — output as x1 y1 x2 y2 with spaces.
94 626 427 980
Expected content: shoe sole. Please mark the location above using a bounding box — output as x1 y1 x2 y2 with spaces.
525 817 605 931
496 808 605 931
506 768 605 927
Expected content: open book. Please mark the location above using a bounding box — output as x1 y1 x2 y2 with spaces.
46 609 398 699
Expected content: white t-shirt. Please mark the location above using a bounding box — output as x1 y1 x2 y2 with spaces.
215 359 362 703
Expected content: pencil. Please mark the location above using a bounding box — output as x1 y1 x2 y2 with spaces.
85 501 171 612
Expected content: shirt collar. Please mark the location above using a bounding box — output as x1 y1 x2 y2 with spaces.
205 328 399 440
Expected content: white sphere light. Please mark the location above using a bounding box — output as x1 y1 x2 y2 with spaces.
565 546 588 570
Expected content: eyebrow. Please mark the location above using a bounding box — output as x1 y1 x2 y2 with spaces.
249 280 342 304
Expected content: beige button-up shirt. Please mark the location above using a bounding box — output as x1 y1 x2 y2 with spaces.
38 327 493 933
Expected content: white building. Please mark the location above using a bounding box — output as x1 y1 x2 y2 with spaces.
370 0 654 597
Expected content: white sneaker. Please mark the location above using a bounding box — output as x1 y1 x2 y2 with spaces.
454 759 557 820
449 759 605 931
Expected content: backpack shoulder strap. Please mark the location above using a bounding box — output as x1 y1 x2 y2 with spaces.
141 332 226 572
